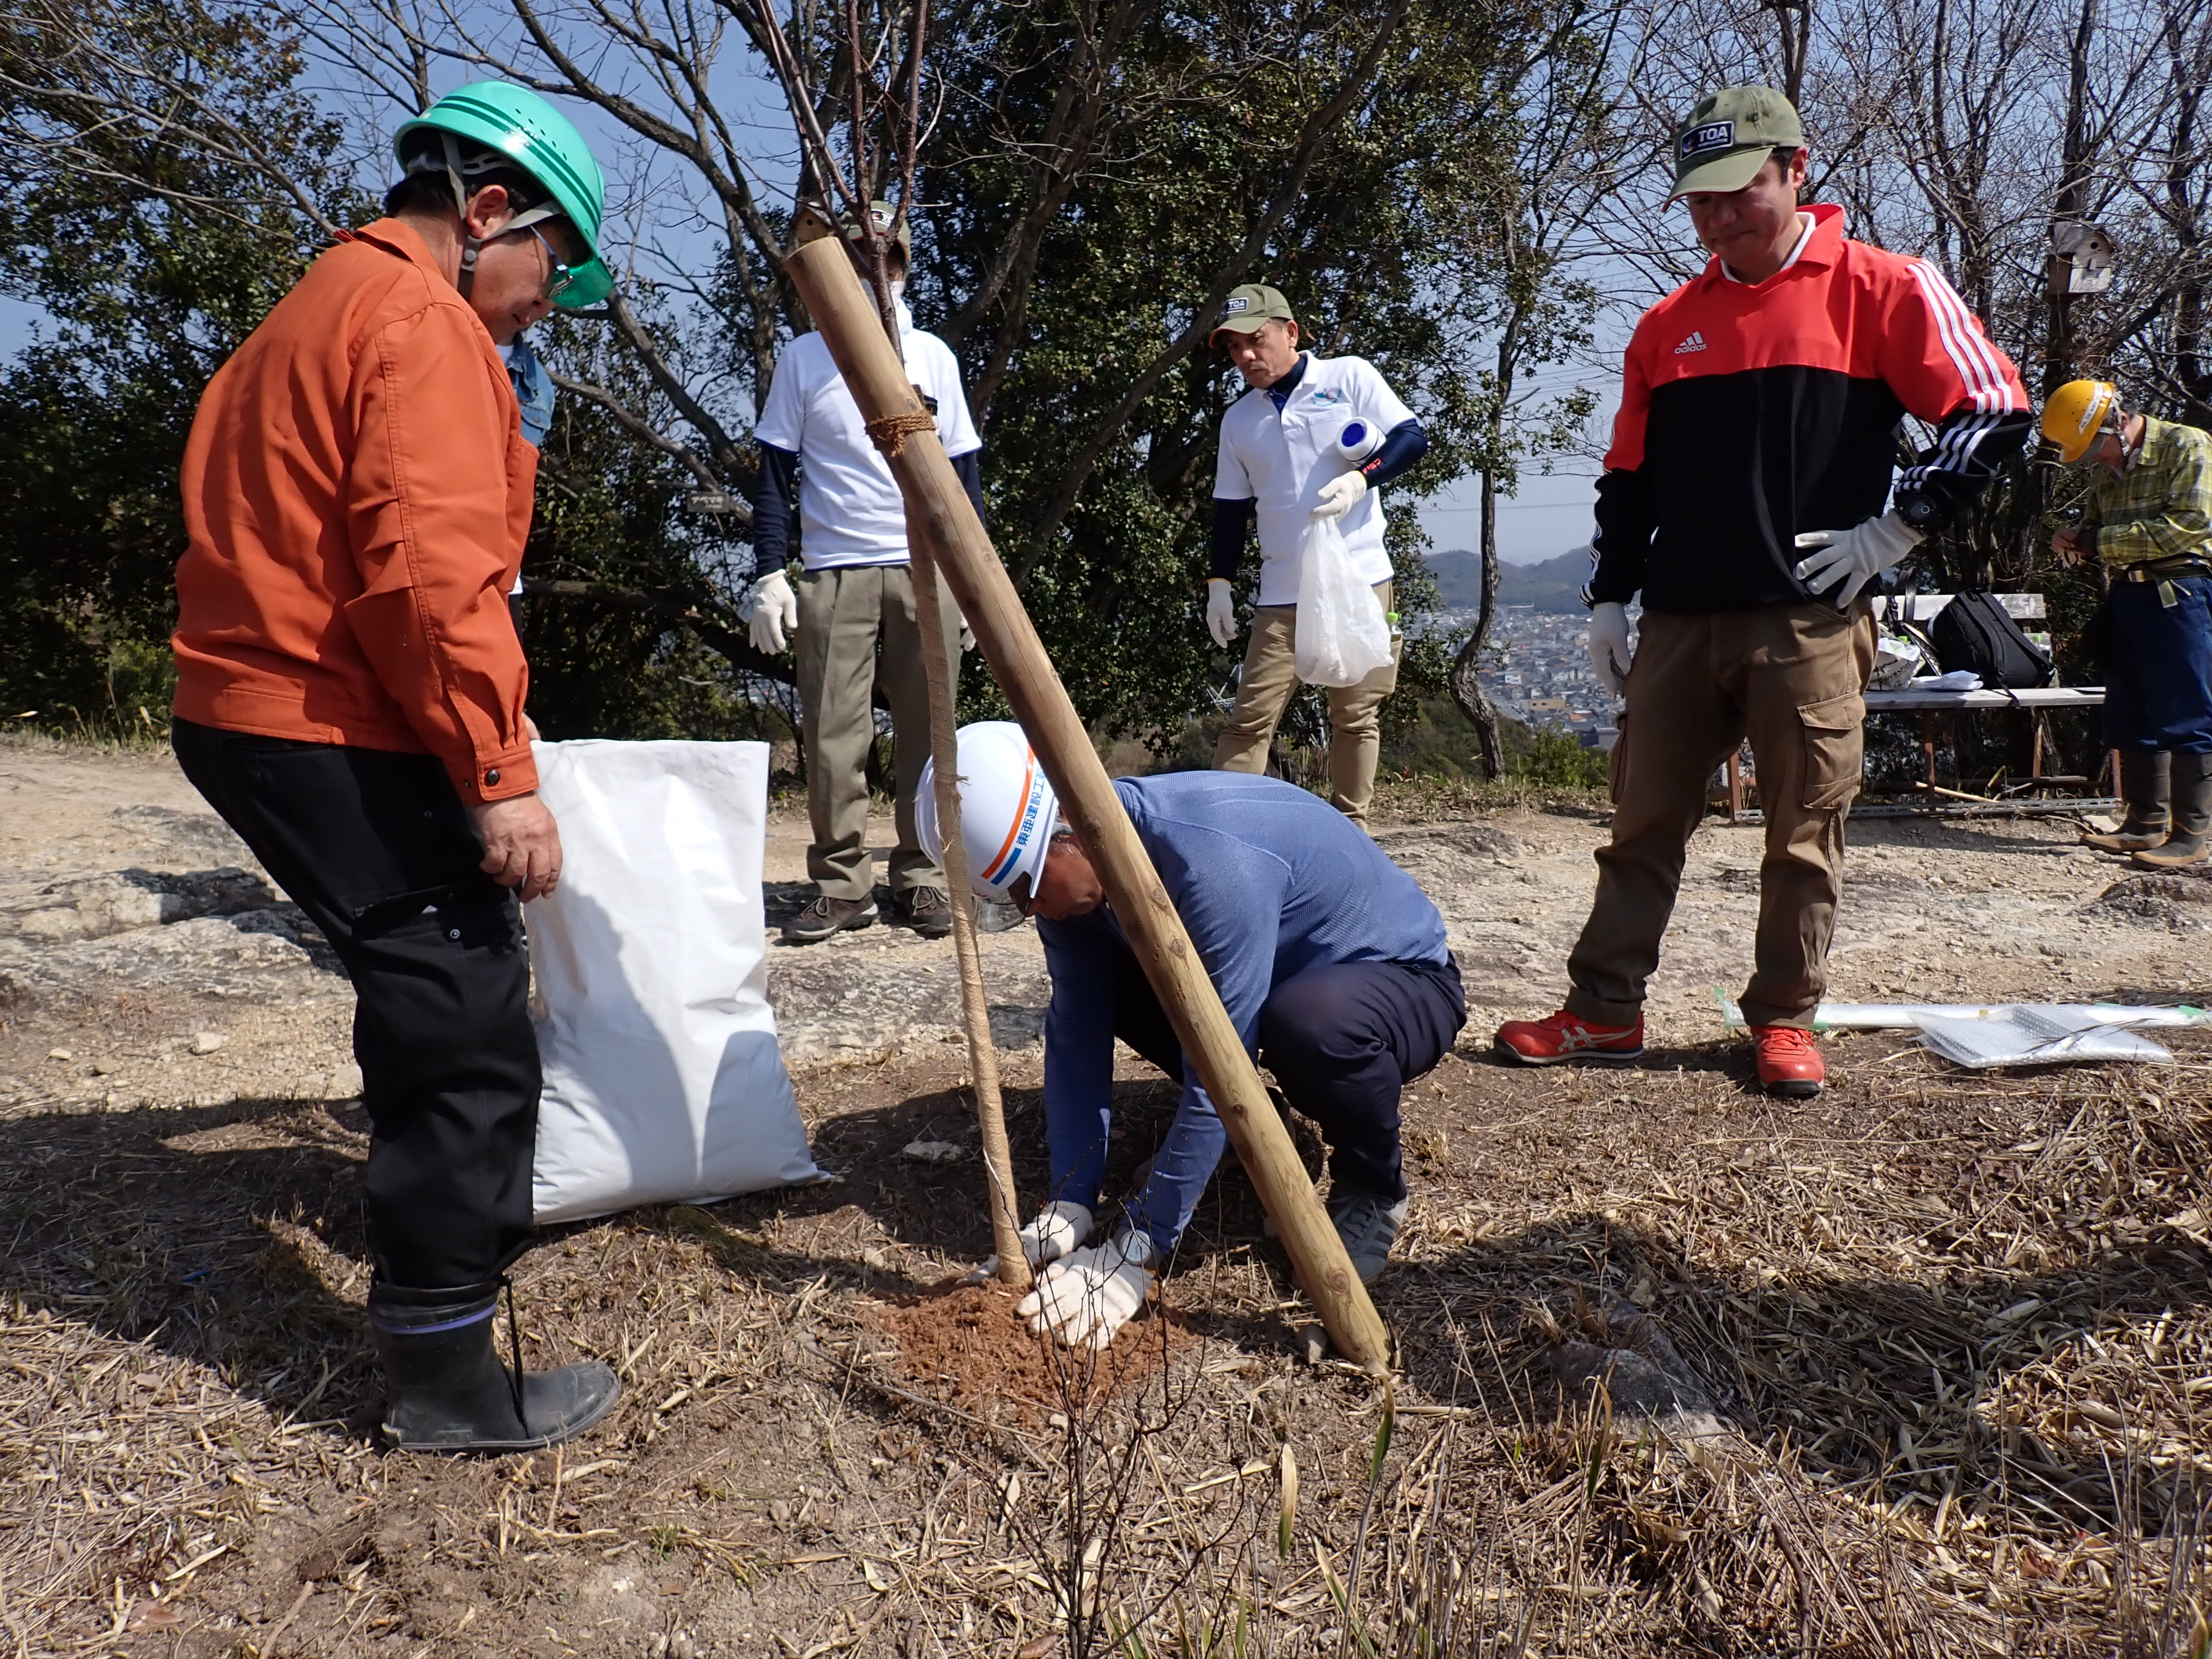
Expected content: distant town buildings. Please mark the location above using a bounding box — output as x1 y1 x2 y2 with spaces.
1427 601 1634 743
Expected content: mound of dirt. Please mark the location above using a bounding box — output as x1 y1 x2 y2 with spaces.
2088 864 2212 929
872 1281 1193 1421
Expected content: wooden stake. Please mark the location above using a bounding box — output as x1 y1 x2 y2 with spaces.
910 539 1031 1291
784 228 1390 1373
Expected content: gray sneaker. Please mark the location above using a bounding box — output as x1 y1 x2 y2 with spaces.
1326 1191 1408 1286
975 898 1028 934
782 893 878 945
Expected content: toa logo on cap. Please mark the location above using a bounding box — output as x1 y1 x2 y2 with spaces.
1224 295 1250 312
1679 120 1735 158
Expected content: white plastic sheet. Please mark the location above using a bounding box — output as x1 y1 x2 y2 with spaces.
1293 514 1394 688
525 739 818 1223
1716 993 2208 1032
1913 1005 2173 1068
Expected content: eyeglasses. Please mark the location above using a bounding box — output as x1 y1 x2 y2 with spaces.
529 226 576 302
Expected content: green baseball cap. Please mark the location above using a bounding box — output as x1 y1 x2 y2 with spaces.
1669 84 1804 200
839 199 912 259
1211 283 1295 342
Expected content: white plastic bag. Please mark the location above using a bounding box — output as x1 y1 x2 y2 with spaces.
525 739 818 1223
1293 514 1394 687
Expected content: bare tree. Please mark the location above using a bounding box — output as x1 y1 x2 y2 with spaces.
1446 0 1654 776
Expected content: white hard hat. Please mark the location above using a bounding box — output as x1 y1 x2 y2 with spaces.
916 721 1061 901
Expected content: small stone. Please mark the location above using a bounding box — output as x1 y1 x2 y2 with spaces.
900 1139 966 1164
860 1248 889 1270
46 1048 72 1062
189 1032 226 1056
91 1058 118 1076
768 1500 792 1523
1046 1412 1070 1431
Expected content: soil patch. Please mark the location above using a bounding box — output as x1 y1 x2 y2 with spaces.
873 1281 1197 1421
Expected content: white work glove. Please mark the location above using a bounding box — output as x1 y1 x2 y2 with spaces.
958 616 976 654
1587 601 1632 698
1312 471 1369 521
1793 509 1924 607
1016 1229 1155 1351
975 1200 1092 1279
744 569 799 655
1205 579 1237 650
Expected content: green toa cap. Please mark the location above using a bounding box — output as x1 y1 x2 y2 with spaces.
840 199 912 259
1211 283 1295 342
1669 84 1804 201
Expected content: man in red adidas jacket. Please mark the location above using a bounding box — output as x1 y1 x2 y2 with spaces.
1497 84 2030 1096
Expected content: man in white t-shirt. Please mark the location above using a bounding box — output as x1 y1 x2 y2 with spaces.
745 203 986 942
1207 284 1427 825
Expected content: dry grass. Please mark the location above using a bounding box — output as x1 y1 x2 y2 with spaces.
3 1037 2210 1655
1369 772 1608 823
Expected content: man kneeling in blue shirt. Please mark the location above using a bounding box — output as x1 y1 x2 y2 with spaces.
919 722 1465 1350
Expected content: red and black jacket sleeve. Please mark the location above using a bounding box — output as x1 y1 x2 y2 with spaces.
1878 263 2034 528
1585 337 1656 607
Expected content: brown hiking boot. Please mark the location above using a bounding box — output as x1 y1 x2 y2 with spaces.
781 893 878 944
2083 751 2170 853
2132 754 2212 870
898 886 954 938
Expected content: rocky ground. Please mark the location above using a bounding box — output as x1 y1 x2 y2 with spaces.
2 738 2202 1104
3 735 2208 1655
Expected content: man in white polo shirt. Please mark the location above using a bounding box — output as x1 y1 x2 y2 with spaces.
745 203 985 943
1207 283 1427 825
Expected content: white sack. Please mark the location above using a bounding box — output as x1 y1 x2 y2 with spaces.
526 739 817 1223
1293 514 1395 687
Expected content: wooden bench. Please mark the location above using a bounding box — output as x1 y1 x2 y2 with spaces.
1717 592 2107 816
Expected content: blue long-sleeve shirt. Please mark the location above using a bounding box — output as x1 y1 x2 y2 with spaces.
1037 772 1449 1252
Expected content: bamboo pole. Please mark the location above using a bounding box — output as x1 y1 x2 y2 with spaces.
909 540 1031 1291
784 225 1390 1373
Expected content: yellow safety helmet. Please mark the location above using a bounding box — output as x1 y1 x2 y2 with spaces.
2039 379 2121 464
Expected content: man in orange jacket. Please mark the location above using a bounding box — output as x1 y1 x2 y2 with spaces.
170 84 622 1453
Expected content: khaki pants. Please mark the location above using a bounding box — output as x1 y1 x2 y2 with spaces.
796 564 959 901
1213 581 1400 825
1563 603 1876 1031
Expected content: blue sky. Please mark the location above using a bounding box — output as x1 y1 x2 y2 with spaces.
0 24 1616 569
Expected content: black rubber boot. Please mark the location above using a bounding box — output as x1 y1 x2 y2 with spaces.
2083 750 2170 853
368 1280 621 1453
2133 753 2212 869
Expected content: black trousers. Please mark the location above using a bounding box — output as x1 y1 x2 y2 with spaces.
1111 947 1465 1203
171 719 539 1290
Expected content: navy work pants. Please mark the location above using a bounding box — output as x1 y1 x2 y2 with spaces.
2104 576 2212 753
171 719 541 1291
1111 948 1465 1203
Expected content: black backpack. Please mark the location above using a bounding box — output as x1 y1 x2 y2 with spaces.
1920 591 2053 688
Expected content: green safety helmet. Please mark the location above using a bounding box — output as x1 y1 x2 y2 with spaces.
393 81 612 309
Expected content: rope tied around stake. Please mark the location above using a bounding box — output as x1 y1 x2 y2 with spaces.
864 410 938 457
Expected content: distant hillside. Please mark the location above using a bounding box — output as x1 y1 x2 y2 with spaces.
1426 547 1590 613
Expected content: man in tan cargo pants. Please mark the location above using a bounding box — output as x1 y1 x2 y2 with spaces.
1203 283 1428 825
1494 83 2031 1096
744 205 987 943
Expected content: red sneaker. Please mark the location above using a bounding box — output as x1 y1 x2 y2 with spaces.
1751 1025 1824 1097
1495 1009 1645 1065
